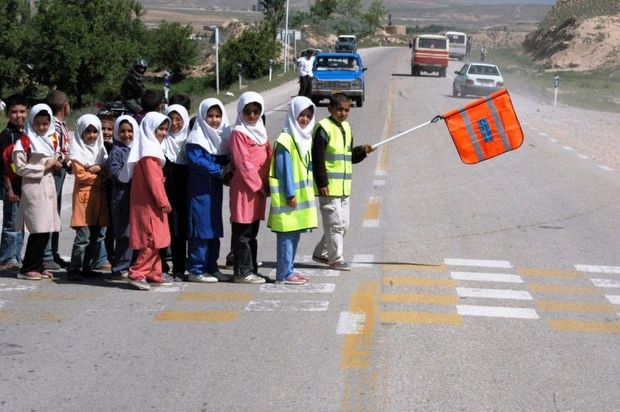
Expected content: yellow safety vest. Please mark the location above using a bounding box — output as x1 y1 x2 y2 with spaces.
314 118 352 196
267 132 318 233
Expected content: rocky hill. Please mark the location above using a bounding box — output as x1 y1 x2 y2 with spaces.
523 0 620 70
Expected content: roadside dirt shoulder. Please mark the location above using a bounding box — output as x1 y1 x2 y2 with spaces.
511 91 620 171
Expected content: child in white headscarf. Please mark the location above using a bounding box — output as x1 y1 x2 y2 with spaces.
65 114 109 281
12 104 62 280
161 104 190 280
125 112 172 290
267 96 318 284
104 115 139 279
185 98 232 283
229 91 272 284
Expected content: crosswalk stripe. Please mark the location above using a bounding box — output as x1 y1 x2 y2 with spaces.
152 285 186 293
353 254 375 268
380 311 463 325
155 310 239 322
575 265 620 274
383 276 457 288
381 263 446 272
0 284 38 292
381 292 458 305
536 300 617 314
548 319 620 334
444 258 512 268
590 279 620 288
451 271 523 283
456 305 539 319
336 311 366 335
456 287 533 300
178 292 253 301
528 283 602 296
606 295 620 305
516 268 583 279
259 283 336 293
268 269 340 278
245 300 329 312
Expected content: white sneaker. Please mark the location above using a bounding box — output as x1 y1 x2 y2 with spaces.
234 274 266 284
188 273 218 283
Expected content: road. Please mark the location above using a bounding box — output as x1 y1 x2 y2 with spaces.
1 47 619 411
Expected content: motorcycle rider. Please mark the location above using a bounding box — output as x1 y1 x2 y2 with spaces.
121 59 148 114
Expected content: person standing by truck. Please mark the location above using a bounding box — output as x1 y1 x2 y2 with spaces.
297 49 314 99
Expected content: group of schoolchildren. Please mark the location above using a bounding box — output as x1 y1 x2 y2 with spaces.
1 88 373 290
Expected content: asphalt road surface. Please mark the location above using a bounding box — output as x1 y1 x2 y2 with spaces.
1 47 619 411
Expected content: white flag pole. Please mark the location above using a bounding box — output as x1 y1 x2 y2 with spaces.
371 116 442 150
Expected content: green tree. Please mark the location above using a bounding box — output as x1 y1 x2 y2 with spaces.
147 22 198 81
259 0 286 38
311 0 337 19
364 0 386 30
0 0 30 94
24 0 146 106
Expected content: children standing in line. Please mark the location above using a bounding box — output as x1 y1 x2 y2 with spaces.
0 94 28 269
12 104 62 280
105 115 138 279
229 92 272 284
161 104 190 280
185 98 233 283
123 112 172 290
66 115 109 281
311 93 373 271
267 96 318 284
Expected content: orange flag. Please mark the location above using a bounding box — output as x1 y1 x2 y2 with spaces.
442 89 524 164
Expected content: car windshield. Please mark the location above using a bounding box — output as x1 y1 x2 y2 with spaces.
315 56 360 71
469 65 500 76
418 38 447 49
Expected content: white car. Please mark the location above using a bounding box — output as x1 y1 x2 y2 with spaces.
452 63 505 97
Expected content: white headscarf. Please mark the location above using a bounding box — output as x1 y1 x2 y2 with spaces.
233 91 268 145
14 103 57 156
113 115 139 148
70 114 107 167
120 112 169 183
186 98 231 155
283 96 315 159
162 104 189 164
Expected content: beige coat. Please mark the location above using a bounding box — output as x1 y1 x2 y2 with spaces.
13 151 61 233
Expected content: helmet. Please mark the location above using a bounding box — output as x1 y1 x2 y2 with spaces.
134 58 148 70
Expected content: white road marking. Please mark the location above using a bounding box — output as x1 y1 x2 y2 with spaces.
295 255 314 263
591 279 620 288
457 304 539 319
577 154 590 159
0 300 6 309
456 287 533 300
562 145 575 151
0 284 38 292
575 265 620 274
598 165 615 172
549 138 559 143
86 305 167 312
152 285 186 293
363 219 380 228
451 271 523 283
353 254 375 268
444 258 513 268
268 269 340 277
375 170 387 177
539 132 549 137
260 283 336 293
373 180 386 186
245 300 329 312
336 311 366 334
605 295 620 305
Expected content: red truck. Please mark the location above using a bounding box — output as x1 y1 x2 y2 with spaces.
410 34 449 77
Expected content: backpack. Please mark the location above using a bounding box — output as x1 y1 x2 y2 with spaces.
2 134 30 180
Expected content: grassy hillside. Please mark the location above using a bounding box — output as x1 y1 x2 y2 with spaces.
538 0 620 29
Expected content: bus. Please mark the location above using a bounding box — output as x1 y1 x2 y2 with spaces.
445 31 467 60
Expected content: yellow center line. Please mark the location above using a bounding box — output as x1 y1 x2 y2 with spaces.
155 310 239 322
376 146 389 175
380 311 463 326
548 319 620 334
381 292 458 306
341 281 380 369
537 300 618 314
516 267 583 279
363 197 381 220
383 276 457 288
177 291 252 301
528 283 602 296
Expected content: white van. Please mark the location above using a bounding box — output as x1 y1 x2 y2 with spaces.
445 31 467 60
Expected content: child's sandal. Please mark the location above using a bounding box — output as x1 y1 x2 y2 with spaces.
17 271 42 281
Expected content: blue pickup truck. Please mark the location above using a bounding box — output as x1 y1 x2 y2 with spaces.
311 52 366 107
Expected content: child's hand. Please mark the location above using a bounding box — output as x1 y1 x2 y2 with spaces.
287 196 297 208
88 165 101 174
318 187 329 197
162 205 172 214
45 158 62 172
7 192 19 203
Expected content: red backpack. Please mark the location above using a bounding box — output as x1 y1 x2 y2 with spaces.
2 135 30 179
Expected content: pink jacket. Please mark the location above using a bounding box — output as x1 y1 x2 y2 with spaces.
129 157 171 249
229 130 272 224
